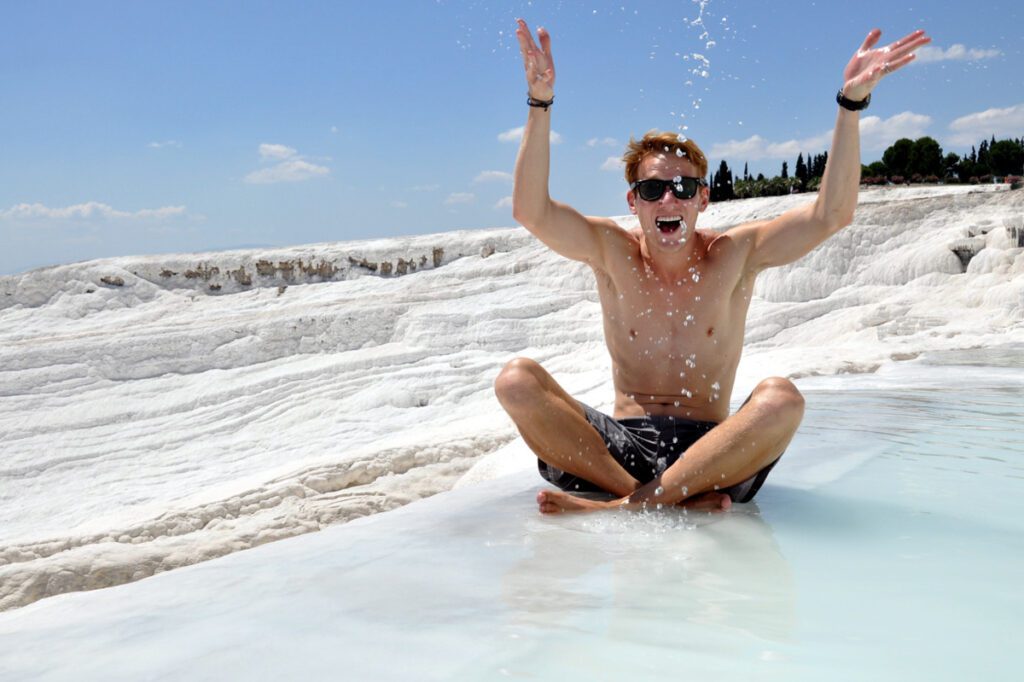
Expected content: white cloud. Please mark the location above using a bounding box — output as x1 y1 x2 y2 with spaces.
709 133 830 161
708 112 932 161
947 103 1024 145
587 137 619 147
444 192 475 205
859 112 933 149
600 156 625 172
497 126 563 144
914 44 1002 64
473 170 513 184
244 159 330 184
0 202 187 223
494 196 513 209
245 144 330 184
258 143 298 160
147 140 181 149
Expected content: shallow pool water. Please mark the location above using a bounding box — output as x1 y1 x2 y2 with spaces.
1 357 1021 681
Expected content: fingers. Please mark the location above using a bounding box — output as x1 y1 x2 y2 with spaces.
858 28 881 53
885 30 930 60
538 26 553 61
881 51 918 76
537 27 554 81
515 18 538 55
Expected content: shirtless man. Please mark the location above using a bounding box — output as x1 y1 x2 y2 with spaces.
496 19 930 514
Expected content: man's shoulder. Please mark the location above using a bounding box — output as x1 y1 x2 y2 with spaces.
701 223 759 256
695 226 762 283
586 218 641 255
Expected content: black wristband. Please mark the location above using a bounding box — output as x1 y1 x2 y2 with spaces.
836 89 870 111
527 94 554 111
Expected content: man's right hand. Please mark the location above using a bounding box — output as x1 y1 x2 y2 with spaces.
515 19 555 101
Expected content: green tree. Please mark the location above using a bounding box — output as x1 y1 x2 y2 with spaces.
781 161 788 179
811 152 828 177
976 139 991 174
864 161 888 179
989 139 1024 176
710 160 734 201
882 138 914 177
795 153 808 186
943 152 961 179
908 137 943 177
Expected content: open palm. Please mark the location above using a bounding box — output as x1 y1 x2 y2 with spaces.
842 28 931 101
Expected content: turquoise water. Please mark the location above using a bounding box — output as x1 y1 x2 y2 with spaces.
456 381 1023 680
0 356 1021 681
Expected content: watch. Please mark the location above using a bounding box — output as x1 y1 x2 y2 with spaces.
836 89 870 111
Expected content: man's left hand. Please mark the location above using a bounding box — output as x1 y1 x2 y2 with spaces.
841 28 931 102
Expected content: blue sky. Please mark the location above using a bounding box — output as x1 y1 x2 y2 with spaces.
2 0 1021 274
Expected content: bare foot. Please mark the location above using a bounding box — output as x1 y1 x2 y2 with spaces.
537 489 732 514
677 491 732 513
536 489 617 514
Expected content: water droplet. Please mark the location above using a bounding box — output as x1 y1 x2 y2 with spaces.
654 486 664 495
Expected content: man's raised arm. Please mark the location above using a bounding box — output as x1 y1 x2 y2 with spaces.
512 19 614 266
737 28 931 272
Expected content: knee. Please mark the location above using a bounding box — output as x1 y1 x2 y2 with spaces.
494 357 545 409
752 377 805 423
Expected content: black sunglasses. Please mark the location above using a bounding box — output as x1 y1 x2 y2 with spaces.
630 176 706 202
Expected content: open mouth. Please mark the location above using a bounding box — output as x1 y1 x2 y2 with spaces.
656 215 683 234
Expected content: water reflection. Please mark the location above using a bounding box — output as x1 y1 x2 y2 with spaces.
500 502 796 645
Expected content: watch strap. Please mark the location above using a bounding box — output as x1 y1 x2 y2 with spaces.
836 89 870 111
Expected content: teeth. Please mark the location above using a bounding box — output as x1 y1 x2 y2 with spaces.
656 215 682 224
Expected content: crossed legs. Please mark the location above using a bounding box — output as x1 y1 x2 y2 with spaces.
494 357 804 513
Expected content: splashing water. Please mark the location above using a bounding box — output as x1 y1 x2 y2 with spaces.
673 0 717 136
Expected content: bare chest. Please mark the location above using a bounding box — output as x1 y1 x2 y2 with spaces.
600 268 731 360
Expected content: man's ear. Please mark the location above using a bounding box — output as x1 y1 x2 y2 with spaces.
626 189 637 214
698 185 710 212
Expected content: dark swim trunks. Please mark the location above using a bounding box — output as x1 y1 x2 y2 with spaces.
537 402 780 504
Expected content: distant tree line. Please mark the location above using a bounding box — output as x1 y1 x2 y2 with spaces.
707 135 1024 201
862 135 1024 185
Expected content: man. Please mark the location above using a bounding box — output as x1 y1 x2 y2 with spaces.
497 19 930 514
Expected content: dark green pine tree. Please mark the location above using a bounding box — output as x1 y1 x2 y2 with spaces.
720 159 734 200
710 160 735 201
810 152 828 177
795 153 808 186
743 162 749 182
977 139 990 171
781 161 788 179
